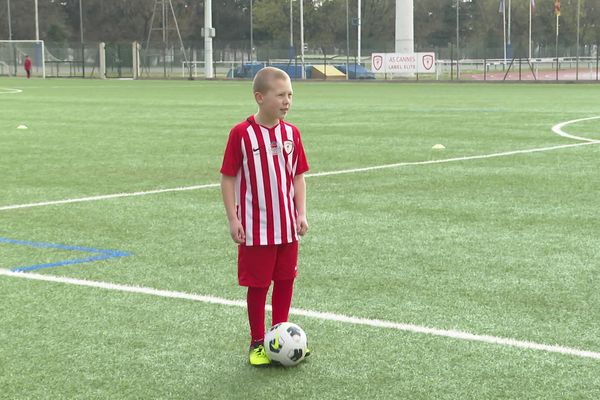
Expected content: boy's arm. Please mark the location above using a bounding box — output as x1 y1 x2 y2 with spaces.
293 174 308 236
221 174 246 244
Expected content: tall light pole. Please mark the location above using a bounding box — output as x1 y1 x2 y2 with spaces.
555 5 560 81
456 0 473 79
205 0 214 78
394 0 414 54
502 0 506 65
290 0 293 48
300 0 305 78
7 0 15 75
357 0 361 65
250 0 254 61
528 0 532 59
161 0 167 78
34 0 39 40
79 0 84 77
345 0 350 80
455 0 459 79
507 0 511 57
7 0 12 40
576 0 581 80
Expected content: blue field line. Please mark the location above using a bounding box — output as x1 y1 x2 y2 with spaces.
0 237 131 272
0 237 125 254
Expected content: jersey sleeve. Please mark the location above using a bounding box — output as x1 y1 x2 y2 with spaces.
220 127 243 177
294 128 309 176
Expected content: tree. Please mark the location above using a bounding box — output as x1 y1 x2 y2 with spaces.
47 23 67 43
1 0 598 59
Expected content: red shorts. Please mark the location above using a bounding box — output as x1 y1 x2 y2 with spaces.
238 241 298 287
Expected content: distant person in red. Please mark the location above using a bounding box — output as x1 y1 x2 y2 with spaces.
24 55 32 79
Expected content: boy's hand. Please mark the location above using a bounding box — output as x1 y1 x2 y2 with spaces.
229 219 246 244
296 215 309 236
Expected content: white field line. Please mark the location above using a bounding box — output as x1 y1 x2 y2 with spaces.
0 183 220 211
1 267 599 361
0 88 23 94
2 141 599 212
551 116 600 142
306 141 598 178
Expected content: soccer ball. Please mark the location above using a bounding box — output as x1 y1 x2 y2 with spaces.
264 322 308 367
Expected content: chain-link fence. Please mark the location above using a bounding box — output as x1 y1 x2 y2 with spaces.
4 39 598 82
137 38 600 81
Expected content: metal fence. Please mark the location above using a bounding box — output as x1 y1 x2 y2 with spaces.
3 40 599 82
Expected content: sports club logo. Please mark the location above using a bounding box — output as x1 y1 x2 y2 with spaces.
283 140 294 155
270 140 281 155
422 54 434 71
372 55 384 71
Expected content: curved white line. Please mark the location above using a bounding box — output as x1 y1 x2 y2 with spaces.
0 88 23 94
552 116 600 142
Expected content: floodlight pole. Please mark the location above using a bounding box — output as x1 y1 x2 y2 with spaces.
528 0 532 59
7 0 14 76
300 0 305 79
394 0 414 54
357 0 361 65
250 0 254 61
576 0 580 80
34 0 39 40
345 0 349 80
204 0 214 78
502 0 506 66
7 0 12 40
507 0 511 54
162 0 167 78
455 0 459 79
289 0 293 48
555 14 559 81
79 0 85 78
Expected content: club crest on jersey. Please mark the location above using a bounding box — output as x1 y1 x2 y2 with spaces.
283 140 294 155
270 141 281 155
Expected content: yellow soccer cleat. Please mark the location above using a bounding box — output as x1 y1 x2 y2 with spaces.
249 343 271 367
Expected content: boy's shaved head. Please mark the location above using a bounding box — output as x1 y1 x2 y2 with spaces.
253 67 291 94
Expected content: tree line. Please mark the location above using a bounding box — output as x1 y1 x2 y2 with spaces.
1 0 599 58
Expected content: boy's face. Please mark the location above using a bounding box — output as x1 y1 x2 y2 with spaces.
255 78 293 121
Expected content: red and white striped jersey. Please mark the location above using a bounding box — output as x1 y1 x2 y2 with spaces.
220 115 309 246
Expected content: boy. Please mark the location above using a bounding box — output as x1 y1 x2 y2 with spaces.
24 55 32 79
220 67 309 366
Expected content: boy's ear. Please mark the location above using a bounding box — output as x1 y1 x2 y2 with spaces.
254 91 264 104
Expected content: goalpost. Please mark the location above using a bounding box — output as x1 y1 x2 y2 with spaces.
0 40 46 78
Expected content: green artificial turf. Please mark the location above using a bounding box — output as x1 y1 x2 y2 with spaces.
1 78 599 399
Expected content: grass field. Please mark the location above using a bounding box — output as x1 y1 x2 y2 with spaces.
1 78 600 399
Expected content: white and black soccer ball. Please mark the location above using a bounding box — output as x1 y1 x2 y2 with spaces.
264 322 308 367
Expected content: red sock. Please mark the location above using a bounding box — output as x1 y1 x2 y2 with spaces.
247 286 269 344
272 279 295 326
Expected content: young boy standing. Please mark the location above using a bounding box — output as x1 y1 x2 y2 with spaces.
220 67 309 366
24 55 32 79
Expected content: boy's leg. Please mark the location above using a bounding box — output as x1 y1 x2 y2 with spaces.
238 244 279 365
247 285 269 344
272 279 294 326
247 285 271 366
271 242 310 357
271 241 298 326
